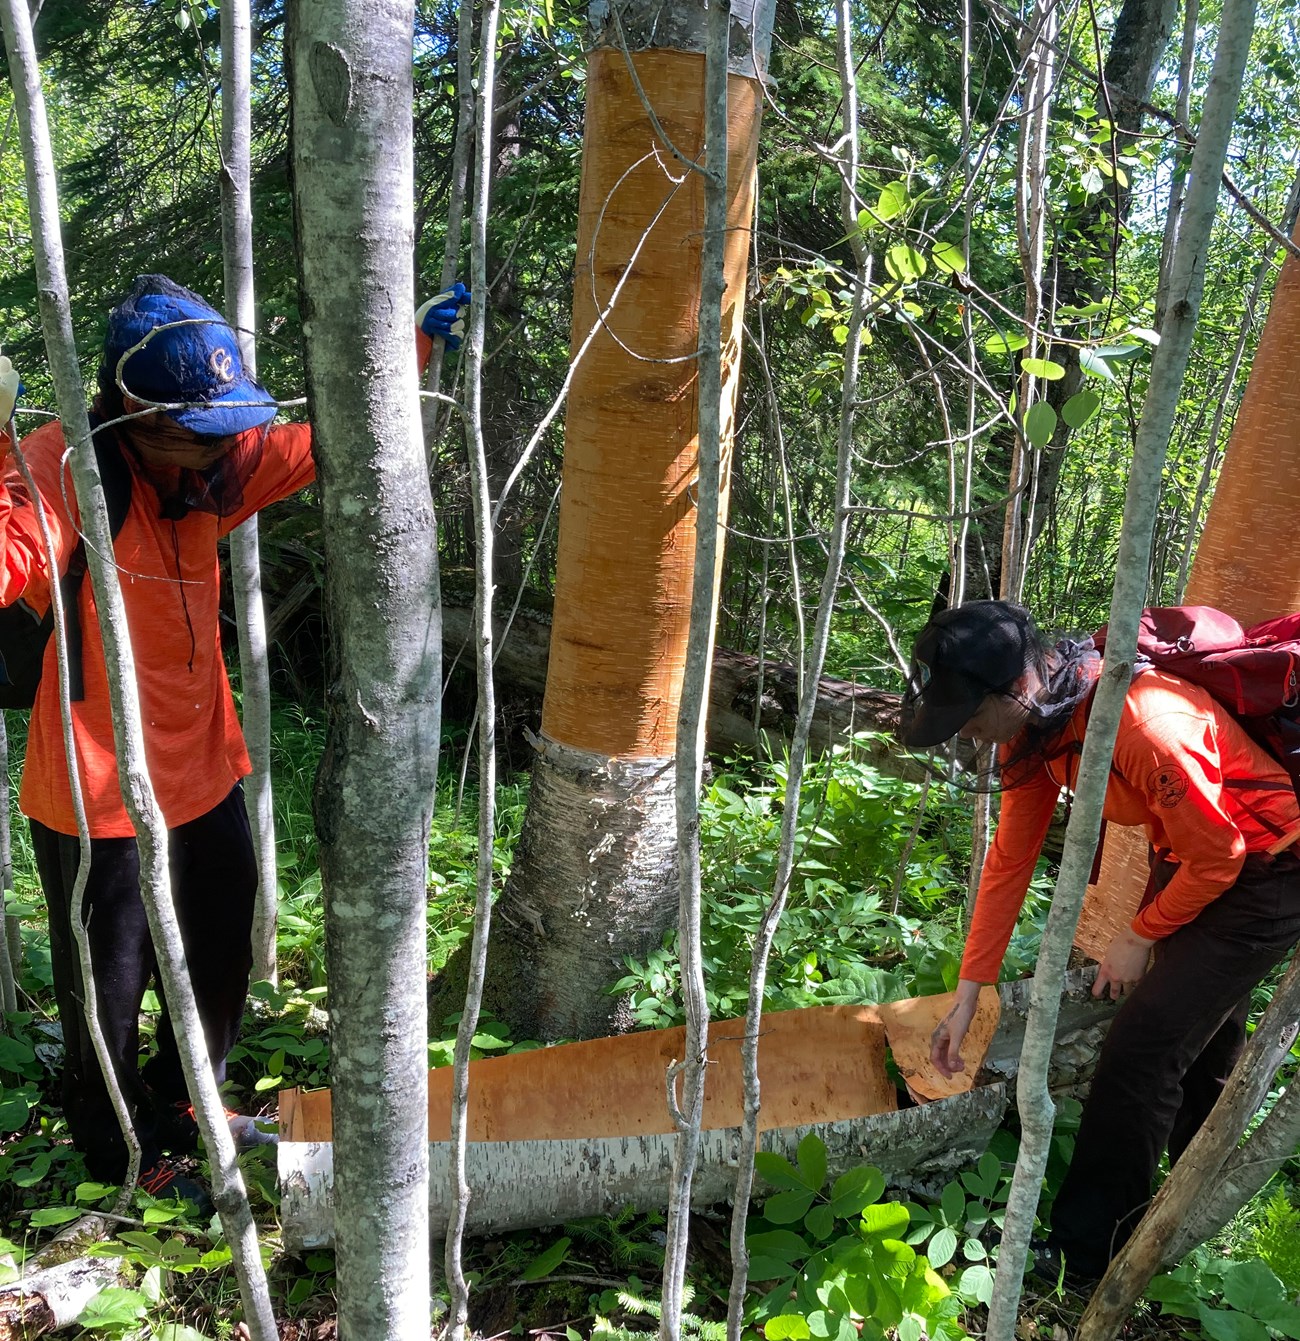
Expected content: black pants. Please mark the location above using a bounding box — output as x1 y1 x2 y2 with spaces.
1049 852 1300 1276
34 785 257 1181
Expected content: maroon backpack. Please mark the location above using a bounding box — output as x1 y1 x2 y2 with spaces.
1091 605 1300 832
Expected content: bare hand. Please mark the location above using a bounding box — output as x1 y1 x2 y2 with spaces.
1093 929 1156 1001
931 989 980 1079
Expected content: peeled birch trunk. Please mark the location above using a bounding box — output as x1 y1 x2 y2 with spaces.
0 1256 125 1341
430 0 775 1046
221 0 279 986
288 3 440 1334
0 4 277 1335
984 2 1255 1333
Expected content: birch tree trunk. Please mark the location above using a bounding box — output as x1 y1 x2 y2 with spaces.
288 3 440 1335
983 1 1256 1333
221 0 279 986
0 3 277 1335
428 0 776 1046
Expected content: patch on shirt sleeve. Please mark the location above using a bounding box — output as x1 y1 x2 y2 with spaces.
1148 764 1190 808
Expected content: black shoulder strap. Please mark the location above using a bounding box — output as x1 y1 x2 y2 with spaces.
61 427 134 701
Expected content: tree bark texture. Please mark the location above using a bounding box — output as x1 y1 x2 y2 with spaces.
221 0 280 987
0 1256 125 1341
452 0 770 1044
288 3 439 1335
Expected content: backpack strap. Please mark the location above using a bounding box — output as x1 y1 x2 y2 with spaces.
60 428 134 702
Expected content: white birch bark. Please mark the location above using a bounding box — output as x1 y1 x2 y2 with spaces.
445 0 501 1333
221 0 279 986
983 0 1256 1333
0 1255 125 1340
287 3 440 1335
0 5 277 1336
724 1 863 1331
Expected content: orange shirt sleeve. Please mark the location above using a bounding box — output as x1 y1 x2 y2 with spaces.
219 422 316 535
960 754 1061 983
0 422 80 611
1110 692 1246 939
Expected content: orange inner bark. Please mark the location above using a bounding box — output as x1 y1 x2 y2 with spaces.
541 49 762 758
279 990 1003 1143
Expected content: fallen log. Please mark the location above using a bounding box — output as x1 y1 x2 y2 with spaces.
277 975 1117 1249
439 596 916 776
0 1254 125 1341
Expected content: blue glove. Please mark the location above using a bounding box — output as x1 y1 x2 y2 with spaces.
417 282 471 351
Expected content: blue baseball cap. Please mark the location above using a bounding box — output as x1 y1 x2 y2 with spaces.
105 275 276 437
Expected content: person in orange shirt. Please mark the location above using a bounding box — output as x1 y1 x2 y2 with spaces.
4 274 466 1210
900 600 1300 1283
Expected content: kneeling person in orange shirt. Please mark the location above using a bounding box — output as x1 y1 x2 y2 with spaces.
900 600 1300 1282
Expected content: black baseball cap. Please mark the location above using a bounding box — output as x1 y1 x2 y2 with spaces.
899 601 1037 747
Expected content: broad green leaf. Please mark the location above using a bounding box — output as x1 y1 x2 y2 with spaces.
748 1229 813 1265
749 1255 800 1282
1196 1304 1269 1341
957 1263 994 1306
0 1035 35 1069
898 1316 923 1341
805 1204 836 1241
766 1313 812 1340
756 1150 810 1192
1258 1304 1300 1340
976 1151 1002 1193
1094 343 1143 362
1061 390 1101 429
931 241 966 274
797 1132 828 1192
830 1166 885 1217
77 1287 149 1328
116 1231 164 1253
75 1181 117 1203
1080 166 1104 194
1145 1272 1201 1318
862 1201 910 1239
1020 357 1066 380
832 325 849 346
927 1226 957 1267
875 181 910 222
984 330 1028 356
764 1189 816 1224
939 1180 965 1227
885 244 926 284
520 1235 571 1282
1220 1260 1287 1314
961 1237 987 1261
1125 326 1160 345
1079 347 1117 381
470 1033 512 1051
143 1206 183 1225
155 1327 213 1341
29 1206 79 1227
1024 401 1058 447
0 1090 32 1132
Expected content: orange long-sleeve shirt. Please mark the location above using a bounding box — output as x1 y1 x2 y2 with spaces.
961 666 1300 983
0 418 315 836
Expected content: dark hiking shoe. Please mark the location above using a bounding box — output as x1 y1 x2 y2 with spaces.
1026 1238 1102 1292
137 1160 215 1218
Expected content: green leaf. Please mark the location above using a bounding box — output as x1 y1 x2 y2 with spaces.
766 1313 812 1340
1258 1304 1300 1339
830 1166 885 1217
1145 1272 1201 1317
520 1235 571 1282
957 1263 994 1306
862 1202 910 1239
747 1229 812 1265
0 1035 35 1069
875 181 910 222
927 1226 957 1267
764 1190 816 1224
1124 326 1160 346
1220 1260 1287 1314
898 1316 923 1341
961 1238 987 1261
749 1255 800 1282
29 1206 79 1227
154 1327 212 1341
1196 1304 1269 1341
75 1181 118 1203
1094 343 1143 362
143 1206 183 1225
0 1090 32 1132
470 1033 513 1051
805 1204 836 1241
931 241 966 274
77 1287 149 1328
939 1181 965 1227
1061 390 1101 429
885 244 926 284
1024 401 1058 447
797 1133 828 1192
756 1150 810 1192
1080 166 1104 194
984 330 1028 356
1079 347 1117 381
1020 357 1066 380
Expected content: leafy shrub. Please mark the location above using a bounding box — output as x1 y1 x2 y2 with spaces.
1147 1255 1300 1339
1248 1188 1300 1299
